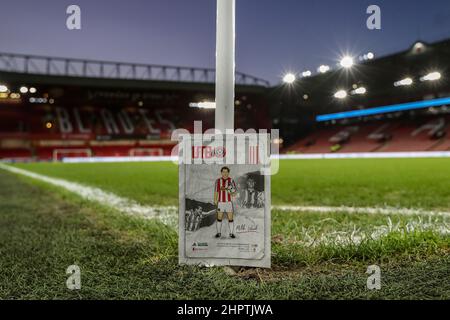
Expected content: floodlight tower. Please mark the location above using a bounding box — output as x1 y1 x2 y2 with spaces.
215 0 235 132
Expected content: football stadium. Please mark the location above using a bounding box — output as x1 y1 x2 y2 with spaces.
0 0 449 303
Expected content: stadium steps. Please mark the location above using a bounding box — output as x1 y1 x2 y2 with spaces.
0 148 33 159
426 138 448 151
337 125 383 153
370 142 388 152
376 123 438 152
429 138 450 151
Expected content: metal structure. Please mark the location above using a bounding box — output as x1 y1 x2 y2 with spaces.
0 52 270 87
215 0 236 131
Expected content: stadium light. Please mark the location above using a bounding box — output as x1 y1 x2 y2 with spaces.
414 42 424 49
0 85 8 93
394 77 413 87
360 52 375 61
20 86 28 93
420 72 441 82
272 138 283 145
9 93 20 99
334 90 347 99
29 97 47 103
351 87 367 95
189 101 216 109
282 73 296 84
29 87 37 93
412 41 426 53
318 65 330 73
340 56 354 68
301 70 312 78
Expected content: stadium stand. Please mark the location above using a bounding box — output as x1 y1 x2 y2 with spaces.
2 38 450 160
278 38 450 154
0 54 270 161
285 114 450 154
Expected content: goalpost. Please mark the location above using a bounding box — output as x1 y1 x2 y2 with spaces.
53 148 92 162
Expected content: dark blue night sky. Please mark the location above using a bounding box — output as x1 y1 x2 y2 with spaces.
1 0 449 84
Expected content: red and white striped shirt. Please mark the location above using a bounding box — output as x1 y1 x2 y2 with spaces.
215 177 236 203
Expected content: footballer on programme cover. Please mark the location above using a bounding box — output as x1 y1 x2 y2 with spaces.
214 166 237 239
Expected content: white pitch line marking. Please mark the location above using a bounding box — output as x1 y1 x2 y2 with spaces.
0 163 177 227
272 205 450 217
1 163 449 236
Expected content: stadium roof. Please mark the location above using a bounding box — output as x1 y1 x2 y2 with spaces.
0 52 270 92
277 38 450 118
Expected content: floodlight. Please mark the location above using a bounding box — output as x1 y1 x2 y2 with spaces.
394 78 413 87
420 72 441 82
283 73 296 84
301 70 312 77
318 65 330 73
334 90 347 99
340 56 354 68
351 87 367 95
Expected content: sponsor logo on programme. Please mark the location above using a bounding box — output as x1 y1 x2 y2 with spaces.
192 146 226 159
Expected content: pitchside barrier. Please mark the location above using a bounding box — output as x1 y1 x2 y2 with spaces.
60 151 450 163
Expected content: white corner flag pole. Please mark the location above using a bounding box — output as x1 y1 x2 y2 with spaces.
215 0 235 132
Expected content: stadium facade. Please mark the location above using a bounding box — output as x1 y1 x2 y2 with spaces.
276 39 450 153
1 38 450 161
0 54 270 160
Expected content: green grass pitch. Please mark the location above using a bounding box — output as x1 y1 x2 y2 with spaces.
0 158 449 299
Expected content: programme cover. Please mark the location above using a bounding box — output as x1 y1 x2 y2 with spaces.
178 133 271 268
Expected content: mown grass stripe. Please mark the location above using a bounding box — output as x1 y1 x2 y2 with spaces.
273 205 450 217
1 163 449 246
0 163 177 227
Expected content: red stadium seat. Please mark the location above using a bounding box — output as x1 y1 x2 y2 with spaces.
284 115 450 154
